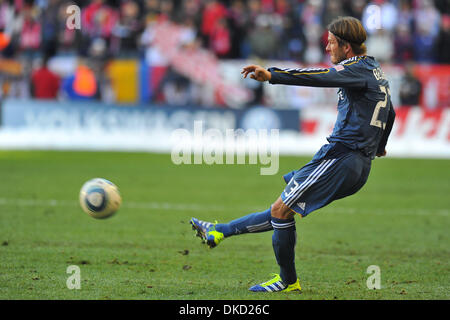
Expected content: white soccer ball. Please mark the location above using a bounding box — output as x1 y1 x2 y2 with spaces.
79 178 122 219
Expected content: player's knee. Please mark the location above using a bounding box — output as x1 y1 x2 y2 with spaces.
271 198 295 220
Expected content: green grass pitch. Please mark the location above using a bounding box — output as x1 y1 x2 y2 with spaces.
0 150 448 300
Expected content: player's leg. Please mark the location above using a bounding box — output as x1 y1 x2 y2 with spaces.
249 196 301 292
215 208 273 236
249 157 345 292
253 152 371 292
270 197 299 285
190 208 273 248
190 171 297 248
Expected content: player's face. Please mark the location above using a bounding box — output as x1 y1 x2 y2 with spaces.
326 32 347 64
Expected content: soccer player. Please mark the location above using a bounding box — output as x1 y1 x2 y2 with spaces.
191 16 396 292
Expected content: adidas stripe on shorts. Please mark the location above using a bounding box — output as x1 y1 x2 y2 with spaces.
280 143 372 217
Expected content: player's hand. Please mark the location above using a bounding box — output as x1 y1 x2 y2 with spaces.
241 65 271 82
376 150 387 157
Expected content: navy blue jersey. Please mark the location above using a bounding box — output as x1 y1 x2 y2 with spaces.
268 55 396 158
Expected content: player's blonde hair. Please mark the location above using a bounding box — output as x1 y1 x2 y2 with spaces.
327 16 367 55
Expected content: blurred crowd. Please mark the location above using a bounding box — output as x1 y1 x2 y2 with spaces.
0 0 448 63
0 0 448 106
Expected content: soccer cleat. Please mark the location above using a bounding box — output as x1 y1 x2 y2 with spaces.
249 274 301 293
190 217 224 248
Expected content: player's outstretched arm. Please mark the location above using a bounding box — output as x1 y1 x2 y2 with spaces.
241 65 271 82
267 65 368 89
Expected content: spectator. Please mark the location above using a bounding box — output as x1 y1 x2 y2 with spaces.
366 29 394 63
228 0 250 59
82 0 119 39
414 0 441 38
397 0 414 31
19 4 41 55
111 0 142 54
81 0 119 56
201 0 228 46
30 56 60 99
347 0 366 21
303 23 323 64
143 0 161 19
322 0 345 27
209 17 231 58
399 62 422 107
0 29 10 53
260 0 275 13
159 67 195 106
394 23 414 63
159 0 175 21
301 0 323 26
181 0 203 24
274 0 290 16
414 24 437 62
435 14 450 64
300 0 323 63
62 59 99 101
413 0 441 62
140 15 169 67
40 0 60 58
248 14 278 59
247 0 262 24
179 17 198 49
0 0 12 30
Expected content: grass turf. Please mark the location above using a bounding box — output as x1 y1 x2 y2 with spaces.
0 150 448 300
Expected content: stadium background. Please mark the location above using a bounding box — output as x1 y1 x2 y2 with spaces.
0 0 449 301
0 0 448 156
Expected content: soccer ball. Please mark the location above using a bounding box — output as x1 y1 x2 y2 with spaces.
79 178 122 219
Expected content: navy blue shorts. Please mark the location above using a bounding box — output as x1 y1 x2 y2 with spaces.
280 143 372 217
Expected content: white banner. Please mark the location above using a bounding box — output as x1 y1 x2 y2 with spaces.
0 101 448 158
297 106 450 158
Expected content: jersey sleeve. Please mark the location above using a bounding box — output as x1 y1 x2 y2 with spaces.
376 101 396 155
268 64 368 89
